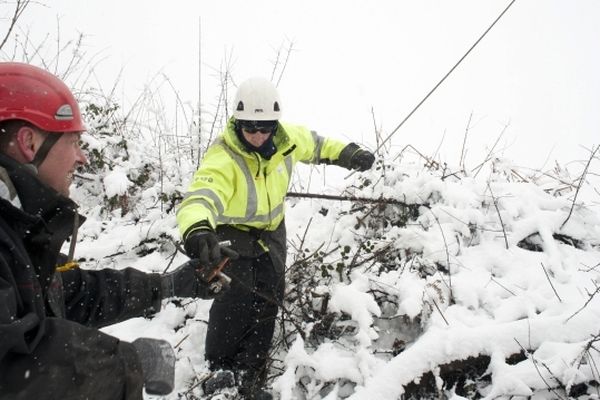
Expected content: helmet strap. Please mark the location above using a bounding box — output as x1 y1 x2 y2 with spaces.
30 133 62 168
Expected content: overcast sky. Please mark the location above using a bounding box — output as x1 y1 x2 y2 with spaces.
8 0 600 169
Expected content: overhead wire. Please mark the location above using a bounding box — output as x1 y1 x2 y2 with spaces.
373 0 519 155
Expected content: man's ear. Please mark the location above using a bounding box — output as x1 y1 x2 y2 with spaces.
15 126 39 163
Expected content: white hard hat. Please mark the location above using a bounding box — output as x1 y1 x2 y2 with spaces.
233 77 282 121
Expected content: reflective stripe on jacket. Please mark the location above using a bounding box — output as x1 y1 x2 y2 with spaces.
177 119 349 237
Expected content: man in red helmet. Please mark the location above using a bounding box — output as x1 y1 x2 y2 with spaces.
0 62 225 399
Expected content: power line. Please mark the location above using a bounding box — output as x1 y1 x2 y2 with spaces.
374 0 518 154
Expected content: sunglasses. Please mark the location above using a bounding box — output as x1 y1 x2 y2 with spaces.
239 121 277 135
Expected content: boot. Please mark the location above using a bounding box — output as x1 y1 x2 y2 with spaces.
202 370 236 395
238 385 273 400
238 369 272 400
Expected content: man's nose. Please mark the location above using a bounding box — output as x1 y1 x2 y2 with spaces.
77 148 88 165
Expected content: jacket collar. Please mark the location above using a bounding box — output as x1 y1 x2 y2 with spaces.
0 153 85 248
222 118 294 173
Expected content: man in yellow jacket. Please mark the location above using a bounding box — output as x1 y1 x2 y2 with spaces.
176 77 374 399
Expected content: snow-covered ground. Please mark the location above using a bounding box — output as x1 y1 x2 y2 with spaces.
70 131 600 399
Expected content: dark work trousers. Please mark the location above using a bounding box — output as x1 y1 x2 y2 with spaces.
205 252 285 384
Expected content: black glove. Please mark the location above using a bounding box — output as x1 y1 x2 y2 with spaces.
132 338 176 396
184 229 239 266
161 259 228 299
349 149 375 171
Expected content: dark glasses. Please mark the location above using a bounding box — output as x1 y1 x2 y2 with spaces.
239 121 276 135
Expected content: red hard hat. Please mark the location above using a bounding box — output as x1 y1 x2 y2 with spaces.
0 62 86 133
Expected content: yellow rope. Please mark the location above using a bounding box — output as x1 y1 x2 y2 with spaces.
56 261 79 272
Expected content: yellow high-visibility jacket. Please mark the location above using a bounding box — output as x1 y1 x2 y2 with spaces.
176 119 353 239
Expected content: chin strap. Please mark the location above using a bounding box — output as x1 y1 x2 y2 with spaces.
30 133 82 273
30 133 62 168
54 212 81 273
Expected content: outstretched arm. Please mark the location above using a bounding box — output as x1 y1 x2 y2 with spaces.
61 266 162 328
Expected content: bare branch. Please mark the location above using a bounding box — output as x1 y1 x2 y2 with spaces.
0 0 30 51
459 111 473 169
488 276 517 296
514 338 567 400
286 191 427 208
430 297 449 326
274 39 294 87
472 120 510 178
423 206 453 301
488 183 509 249
561 145 599 229
540 262 562 302
565 281 600 323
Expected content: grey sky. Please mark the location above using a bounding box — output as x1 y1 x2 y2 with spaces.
10 0 600 168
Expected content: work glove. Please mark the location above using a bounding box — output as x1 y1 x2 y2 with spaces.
183 228 239 266
132 338 176 396
161 259 229 299
338 143 375 172
349 148 375 171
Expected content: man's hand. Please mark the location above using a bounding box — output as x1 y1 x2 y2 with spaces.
132 338 175 396
160 259 233 299
338 143 375 172
349 148 375 171
184 230 221 265
184 229 239 266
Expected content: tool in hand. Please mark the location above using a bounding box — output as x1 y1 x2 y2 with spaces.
199 240 233 294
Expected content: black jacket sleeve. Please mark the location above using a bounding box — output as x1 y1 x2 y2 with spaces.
0 254 145 399
60 266 163 328
0 317 144 400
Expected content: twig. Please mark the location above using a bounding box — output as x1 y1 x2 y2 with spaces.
288 242 334 270
272 38 294 87
297 217 313 256
488 276 517 296
394 143 440 169
424 207 453 301
561 145 599 229
586 349 600 398
459 111 473 169
430 130 446 165
510 168 530 183
565 281 600 323
0 0 30 51
488 183 509 249
575 331 600 369
540 262 562 302
162 242 180 274
371 106 385 157
286 191 427 208
341 242 394 273
184 371 212 396
174 333 190 349
539 359 567 392
514 338 567 400
429 297 449 326
472 121 510 178
197 16 202 169
579 261 600 273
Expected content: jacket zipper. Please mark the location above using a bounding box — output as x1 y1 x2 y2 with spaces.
254 153 261 178
264 167 272 228
253 154 272 228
